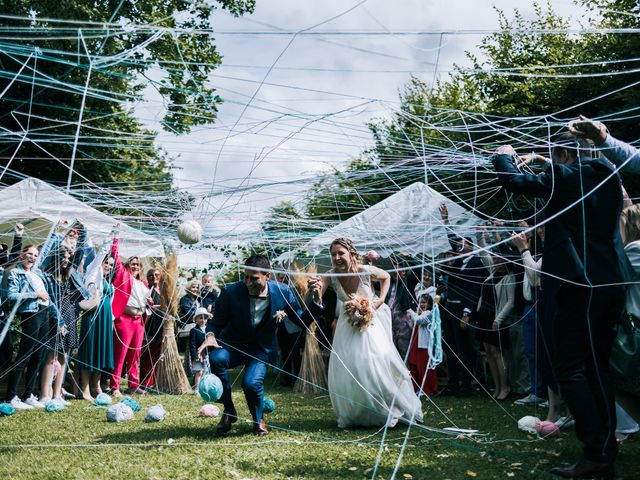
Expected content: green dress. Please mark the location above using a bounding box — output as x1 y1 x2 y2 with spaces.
77 280 114 372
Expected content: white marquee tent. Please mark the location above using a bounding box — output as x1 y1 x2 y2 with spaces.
303 182 482 265
0 178 164 258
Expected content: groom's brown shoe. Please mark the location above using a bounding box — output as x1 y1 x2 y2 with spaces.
253 419 268 436
215 409 238 436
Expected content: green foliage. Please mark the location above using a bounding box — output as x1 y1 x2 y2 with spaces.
296 0 640 231
0 0 255 225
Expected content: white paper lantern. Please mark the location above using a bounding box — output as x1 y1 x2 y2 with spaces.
177 220 203 245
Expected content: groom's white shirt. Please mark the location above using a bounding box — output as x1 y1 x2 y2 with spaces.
249 285 269 327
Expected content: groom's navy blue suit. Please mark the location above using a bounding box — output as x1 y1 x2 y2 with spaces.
206 279 305 423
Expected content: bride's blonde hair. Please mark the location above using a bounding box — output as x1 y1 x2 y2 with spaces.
330 237 361 271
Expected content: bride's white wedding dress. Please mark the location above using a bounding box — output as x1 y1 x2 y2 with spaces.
328 266 423 428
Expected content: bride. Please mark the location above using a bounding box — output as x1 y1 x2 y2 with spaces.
308 237 423 428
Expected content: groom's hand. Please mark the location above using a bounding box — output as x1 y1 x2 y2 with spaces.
198 333 222 360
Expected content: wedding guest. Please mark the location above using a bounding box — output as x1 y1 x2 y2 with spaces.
615 205 640 423
4 244 60 409
406 293 438 395
40 246 88 404
492 135 631 479
476 226 516 401
110 238 151 396
438 204 487 397
189 307 210 393
199 274 219 313
77 244 115 401
140 267 163 390
387 253 419 359
0 223 24 371
178 281 201 328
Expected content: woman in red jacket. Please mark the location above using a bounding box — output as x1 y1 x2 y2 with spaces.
109 237 151 396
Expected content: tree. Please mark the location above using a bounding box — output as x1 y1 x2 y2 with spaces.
297 0 640 230
0 0 255 227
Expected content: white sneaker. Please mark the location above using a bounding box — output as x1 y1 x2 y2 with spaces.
514 393 546 406
9 396 34 410
24 394 45 409
53 396 70 406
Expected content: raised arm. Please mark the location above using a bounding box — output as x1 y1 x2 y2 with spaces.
6 223 24 266
510 232 541 288
440 203 464 251
569 115 640 174
491 146 554 199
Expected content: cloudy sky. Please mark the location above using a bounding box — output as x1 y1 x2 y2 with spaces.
138 0 583 265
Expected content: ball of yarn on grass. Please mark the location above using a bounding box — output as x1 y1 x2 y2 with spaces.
145 404 167 423
517 415 540 435
94 393 112 406
536 420 560 438
106 402 134 422
0 403 15 416
44 398 66 412
199 374 223 402
121 396 141 412
262 397 276 414
177 220 203 245
199 404 220 418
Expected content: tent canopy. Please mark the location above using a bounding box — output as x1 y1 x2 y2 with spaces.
302 182 482 268
0 178 164 258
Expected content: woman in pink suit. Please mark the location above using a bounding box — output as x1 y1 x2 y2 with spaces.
110 237 151 396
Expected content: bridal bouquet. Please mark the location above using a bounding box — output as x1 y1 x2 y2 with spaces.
343 295 374 332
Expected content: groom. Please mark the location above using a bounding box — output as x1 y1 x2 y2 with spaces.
198 254 309 436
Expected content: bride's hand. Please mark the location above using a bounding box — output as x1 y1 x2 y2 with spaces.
373 298 385 309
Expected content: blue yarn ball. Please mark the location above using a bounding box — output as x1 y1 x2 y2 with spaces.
199 374 223 402
144 404 167 423
121 396 141 412
262 397 276 414
94 393 112 406
0 403 15 416
45 399 65 412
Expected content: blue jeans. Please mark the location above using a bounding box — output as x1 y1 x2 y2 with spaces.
209 345 267 423
522 302 547 398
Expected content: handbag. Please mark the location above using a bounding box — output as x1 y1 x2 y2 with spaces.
610 313 640 394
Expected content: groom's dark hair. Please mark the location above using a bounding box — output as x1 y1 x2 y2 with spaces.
245 254 271 273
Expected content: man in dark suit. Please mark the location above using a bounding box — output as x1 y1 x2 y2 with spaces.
198 254 308 436
492 133 632 479
438 204 488 397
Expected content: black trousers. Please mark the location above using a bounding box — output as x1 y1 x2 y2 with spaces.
442 303 474 392
0 314 12 371
5 308 51 400
553 283 624 464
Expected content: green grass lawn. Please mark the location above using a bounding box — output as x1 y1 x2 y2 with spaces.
0 372 637 479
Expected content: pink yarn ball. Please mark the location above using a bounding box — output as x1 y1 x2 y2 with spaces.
199 404 220 418
536 420 560 438
365 250 380 262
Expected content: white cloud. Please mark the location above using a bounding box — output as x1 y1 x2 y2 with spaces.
140 0 583 248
